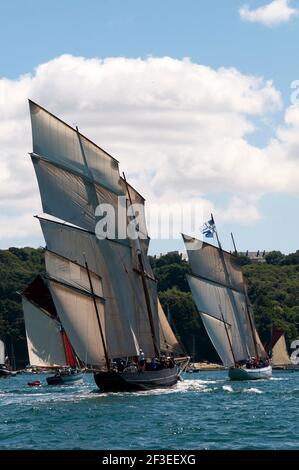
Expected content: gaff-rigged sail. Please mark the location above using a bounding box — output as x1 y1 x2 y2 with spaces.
22 296 67 368
21 276 79 368
29 101 177 365
183 234 267 367
272 333 291 366
158 300 184 355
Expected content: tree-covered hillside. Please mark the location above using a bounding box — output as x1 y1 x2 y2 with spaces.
0 247 44 366
0 247 298 366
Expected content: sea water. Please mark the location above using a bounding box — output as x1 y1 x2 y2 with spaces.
0 370 298 450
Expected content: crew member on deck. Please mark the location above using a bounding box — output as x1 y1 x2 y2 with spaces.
139 348 146 371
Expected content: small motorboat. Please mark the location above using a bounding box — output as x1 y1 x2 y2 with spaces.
27 380 42 387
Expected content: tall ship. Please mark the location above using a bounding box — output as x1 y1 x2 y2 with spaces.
26 100 188 391
183 217 272 381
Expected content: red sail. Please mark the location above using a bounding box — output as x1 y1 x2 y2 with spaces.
61 330 77 368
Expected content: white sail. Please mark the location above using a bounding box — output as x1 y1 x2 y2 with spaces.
22 297 67 368
272 335 291 366
200 313 235 367
183 234 244 292
30 100 122 195
187 273 249 361
0 339 5 365
184 234 266 366
158 301 183 354
48 281 106 368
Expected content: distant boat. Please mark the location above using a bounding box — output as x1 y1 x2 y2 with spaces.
25 101 189 392
21 275 83 385
0 339 17 378
183 216 272 381
270 329 299 371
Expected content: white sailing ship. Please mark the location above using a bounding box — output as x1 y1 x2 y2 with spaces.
26 101 189 391
182 218 272 381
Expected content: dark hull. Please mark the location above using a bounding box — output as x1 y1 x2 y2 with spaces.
0 368 16 378
94 366 180 392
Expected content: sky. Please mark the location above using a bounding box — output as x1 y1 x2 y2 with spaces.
0 0 299 254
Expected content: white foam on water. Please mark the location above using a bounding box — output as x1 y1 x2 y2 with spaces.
243 387 263 394
270 377 289 381
222 385 233 393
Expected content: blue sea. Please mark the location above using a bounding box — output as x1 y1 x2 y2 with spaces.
0 370 298 450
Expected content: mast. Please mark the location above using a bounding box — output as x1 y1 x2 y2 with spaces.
212 214 248 363
214 216 259 361
60 326 77 368
231 233 238 256
10 341 16 371
219 305 236 365
84 255 110 370
230 230 260 359
243 285 260 360
123 172 160 358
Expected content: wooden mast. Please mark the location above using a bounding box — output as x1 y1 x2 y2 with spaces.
122 172 160 358
230 231 260 359
212 214 242 366
213 215 259 362
84 255 110 370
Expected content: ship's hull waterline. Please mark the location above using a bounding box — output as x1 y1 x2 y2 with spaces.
228 365 272 381
94 366 181 392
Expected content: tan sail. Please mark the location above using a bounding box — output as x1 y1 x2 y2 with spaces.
29 101 184 367
48 281 106 368
45 250 103 297
158 301 183 355
30 100 122 195
272 335 291 366
22 297 67 368
40 218 157 358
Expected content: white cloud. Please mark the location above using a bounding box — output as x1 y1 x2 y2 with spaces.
0 54 298 246
240 0 298 27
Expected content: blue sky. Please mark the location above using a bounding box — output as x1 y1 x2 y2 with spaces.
0 0 299 254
